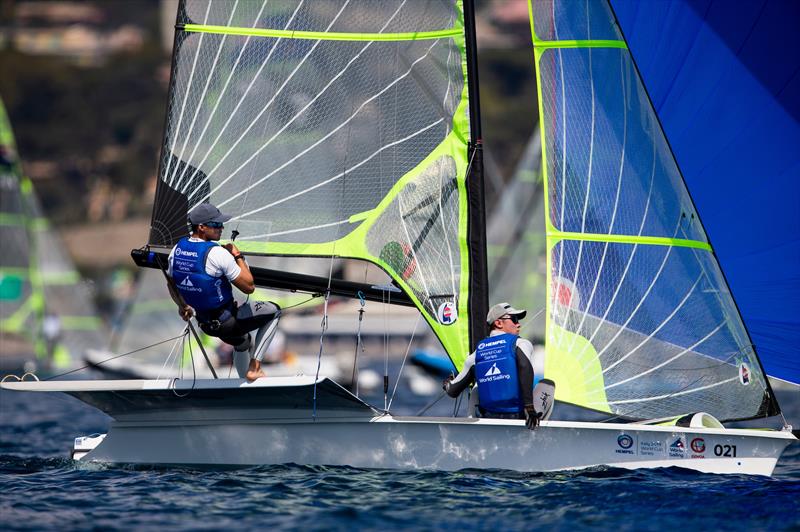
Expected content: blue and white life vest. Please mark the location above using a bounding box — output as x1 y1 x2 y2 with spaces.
475 333 522 414
171 237 233 312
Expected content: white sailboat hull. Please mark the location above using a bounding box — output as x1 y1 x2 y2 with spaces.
3 377 794 476
86 417 792 476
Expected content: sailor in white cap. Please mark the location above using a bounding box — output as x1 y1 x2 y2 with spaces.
166 202 280 381
444 302 547 428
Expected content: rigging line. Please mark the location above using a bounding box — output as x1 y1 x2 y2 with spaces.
229 119 444 220
43 333 187 380
580 217 683 372
388 313 422 411
351 292 366 397
163 1 212 185
569 117 657 366
602 273 703 375
175 0 302 193
169 0 240 188
207 38 443 207
313 129 344 419
605 319 728 390
172 327 198 398
563 50 628 356
157 326 189 380
182 0 351 196
415 390 447 416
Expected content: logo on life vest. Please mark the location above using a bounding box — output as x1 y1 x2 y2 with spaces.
175 247 198 258
180 277 194 287
437 301 457 325
484 363 502 377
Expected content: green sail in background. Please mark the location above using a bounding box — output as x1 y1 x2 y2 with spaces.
0 98 105 370
528 0 776 422
149 1 476 368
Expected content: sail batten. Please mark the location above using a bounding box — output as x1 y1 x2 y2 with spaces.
150 0 478 368
529 0 777 421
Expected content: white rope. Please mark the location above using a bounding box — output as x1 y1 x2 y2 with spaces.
388 313 422 411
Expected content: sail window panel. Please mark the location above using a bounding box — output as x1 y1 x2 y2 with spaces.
158 30 463 246
548 240 768 421
539 47 707 243
366 156 462 318
530 0 622 42
181 0 459 34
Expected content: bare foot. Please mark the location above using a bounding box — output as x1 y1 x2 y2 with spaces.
245 359 265 382
245 369 265 382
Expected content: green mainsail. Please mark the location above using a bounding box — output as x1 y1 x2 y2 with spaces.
149 1 481 368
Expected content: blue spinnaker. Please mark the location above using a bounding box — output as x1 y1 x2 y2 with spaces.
611 0 800 385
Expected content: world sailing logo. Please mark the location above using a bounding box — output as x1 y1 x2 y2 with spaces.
437 302 457 325
180 277 194 287
484 363 502 377
669 437 686 458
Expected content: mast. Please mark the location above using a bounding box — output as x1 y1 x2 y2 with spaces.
462 0 489 349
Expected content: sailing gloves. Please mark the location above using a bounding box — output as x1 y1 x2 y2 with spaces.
524 405 542 430
442 375 453 393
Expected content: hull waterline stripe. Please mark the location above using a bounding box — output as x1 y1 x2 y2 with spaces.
548 230 712 251
183 24 463 42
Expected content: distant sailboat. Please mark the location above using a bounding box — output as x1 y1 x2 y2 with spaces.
0 98 105 373
4 0 796 475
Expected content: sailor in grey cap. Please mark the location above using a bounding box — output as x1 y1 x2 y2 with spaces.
443 302 551 428
166 202 280 381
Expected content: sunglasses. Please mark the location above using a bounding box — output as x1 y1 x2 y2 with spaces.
202 221 224 229
500 315 520 324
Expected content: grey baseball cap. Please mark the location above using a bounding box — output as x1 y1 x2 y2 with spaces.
486 302 527 324
188 203 232 225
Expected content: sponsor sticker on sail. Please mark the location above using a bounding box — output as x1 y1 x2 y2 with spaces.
437 301 457 325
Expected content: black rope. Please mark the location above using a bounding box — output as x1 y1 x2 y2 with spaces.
416 390 447 416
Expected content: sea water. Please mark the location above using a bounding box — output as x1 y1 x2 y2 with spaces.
1 381 798 531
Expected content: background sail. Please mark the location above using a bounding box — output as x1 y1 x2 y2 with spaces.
529 0 776 421
149 1 475 367
487 129 546 340
0 98 105 370
611 0 800 386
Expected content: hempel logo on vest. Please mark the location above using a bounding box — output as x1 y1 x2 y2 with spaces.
175 247 199 258
477 338 507 350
